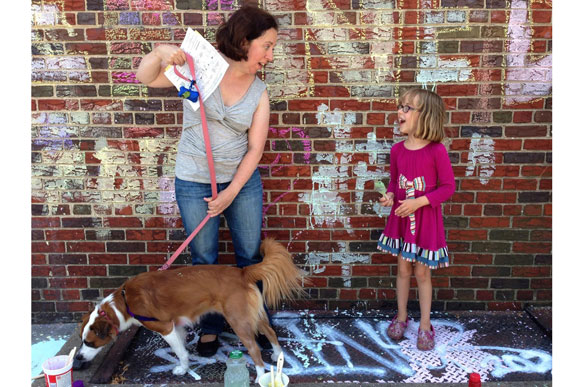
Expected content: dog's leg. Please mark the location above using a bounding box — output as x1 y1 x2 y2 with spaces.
230 321 265 383
162 325 190 375
175 323 187 343
258 319 283 363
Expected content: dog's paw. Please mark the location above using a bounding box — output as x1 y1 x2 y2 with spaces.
270 349 282 362
172 365 188 375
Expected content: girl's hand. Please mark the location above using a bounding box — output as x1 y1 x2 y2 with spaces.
154 45 187 67
379 192 394 207
394 198 423 217
204 189 236 217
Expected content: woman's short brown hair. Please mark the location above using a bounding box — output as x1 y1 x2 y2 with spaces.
216 5 278 61
399 88 447 142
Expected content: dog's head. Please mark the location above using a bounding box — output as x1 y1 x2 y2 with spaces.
76 304 118 363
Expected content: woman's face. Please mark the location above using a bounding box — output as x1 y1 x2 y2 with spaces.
244 28 277 74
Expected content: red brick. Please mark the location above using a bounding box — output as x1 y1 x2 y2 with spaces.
62 290 80 300
512 267 551 277
513 242 551 254
32 242 66 253
476 192 517 203
521 166 551 177
68 266 107 276
352 266 390 276
448 229 488 241
503 179 538 190
45 229 85 240
537 290 551 300
313 86 350 97
452 254 492 266
523 205 542 216
513 111 532 123
89 254 128 264
43 289 60 301
49 278 88 288
461 179 501 190
523 139 552 150
476 290 494 301
469 217 510 228
513 217 551 228
464 204 482 216
339 289 358 300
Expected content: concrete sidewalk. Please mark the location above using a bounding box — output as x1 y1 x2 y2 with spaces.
31 309 552 386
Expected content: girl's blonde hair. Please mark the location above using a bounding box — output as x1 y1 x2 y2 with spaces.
399 88 446 142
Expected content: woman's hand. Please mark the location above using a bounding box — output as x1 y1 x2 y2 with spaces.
204 188 236 217
379 192 394 207
136 44 186 87
154 45 187 67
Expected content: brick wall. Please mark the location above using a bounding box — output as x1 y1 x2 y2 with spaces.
31 0 552 323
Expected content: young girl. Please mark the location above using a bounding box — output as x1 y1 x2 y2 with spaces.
377 88 455 351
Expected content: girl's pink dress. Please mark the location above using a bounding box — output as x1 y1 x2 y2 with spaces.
377 141 455 268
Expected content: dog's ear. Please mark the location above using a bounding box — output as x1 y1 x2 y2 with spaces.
79 312 91 337
93 320 111 339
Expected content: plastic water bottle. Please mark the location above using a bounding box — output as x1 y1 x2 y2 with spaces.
224 350 250 387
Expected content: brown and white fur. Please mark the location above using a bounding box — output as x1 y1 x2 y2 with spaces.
77 238 304 382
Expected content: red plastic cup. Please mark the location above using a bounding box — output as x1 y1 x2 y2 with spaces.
468 372 481 387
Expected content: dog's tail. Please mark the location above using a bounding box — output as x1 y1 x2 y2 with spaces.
242 238 306 309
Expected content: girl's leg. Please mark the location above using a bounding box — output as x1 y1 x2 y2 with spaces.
414 263 433 331
395 255 413 321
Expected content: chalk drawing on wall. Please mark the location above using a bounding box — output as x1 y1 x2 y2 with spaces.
505 0 552 106
465 133 496 185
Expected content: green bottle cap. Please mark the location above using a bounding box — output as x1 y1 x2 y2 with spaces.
229 350 243 359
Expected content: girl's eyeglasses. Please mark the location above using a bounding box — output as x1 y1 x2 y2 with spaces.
397 104 417 113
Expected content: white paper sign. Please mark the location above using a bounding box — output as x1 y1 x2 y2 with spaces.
164 28 229 111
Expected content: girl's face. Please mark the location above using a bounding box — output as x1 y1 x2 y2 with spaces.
397 95 420 136
244 28 277 74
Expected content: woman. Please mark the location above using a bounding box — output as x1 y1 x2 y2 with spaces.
136 5 277 357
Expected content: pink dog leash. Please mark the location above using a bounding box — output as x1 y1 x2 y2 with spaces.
158 53 218 271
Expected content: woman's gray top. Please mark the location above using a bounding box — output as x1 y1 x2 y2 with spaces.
175 76 267 183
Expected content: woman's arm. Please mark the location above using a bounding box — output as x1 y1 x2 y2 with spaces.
136 44 187 88
204 90 270 217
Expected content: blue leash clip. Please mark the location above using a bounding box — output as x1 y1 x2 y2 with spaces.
178 80 199 102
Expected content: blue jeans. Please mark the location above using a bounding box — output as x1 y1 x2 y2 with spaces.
175 169 272 334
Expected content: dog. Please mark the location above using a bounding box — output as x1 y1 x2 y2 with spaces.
76 238 305 381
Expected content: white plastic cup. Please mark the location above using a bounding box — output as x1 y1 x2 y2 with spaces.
257 371 289 387
42 355 73 387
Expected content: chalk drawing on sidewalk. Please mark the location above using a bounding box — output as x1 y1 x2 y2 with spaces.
137 312 551 383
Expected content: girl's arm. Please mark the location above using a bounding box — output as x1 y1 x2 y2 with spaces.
136 44 187 88
386 144 398 195
204 90 270 217
424 143 456 207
